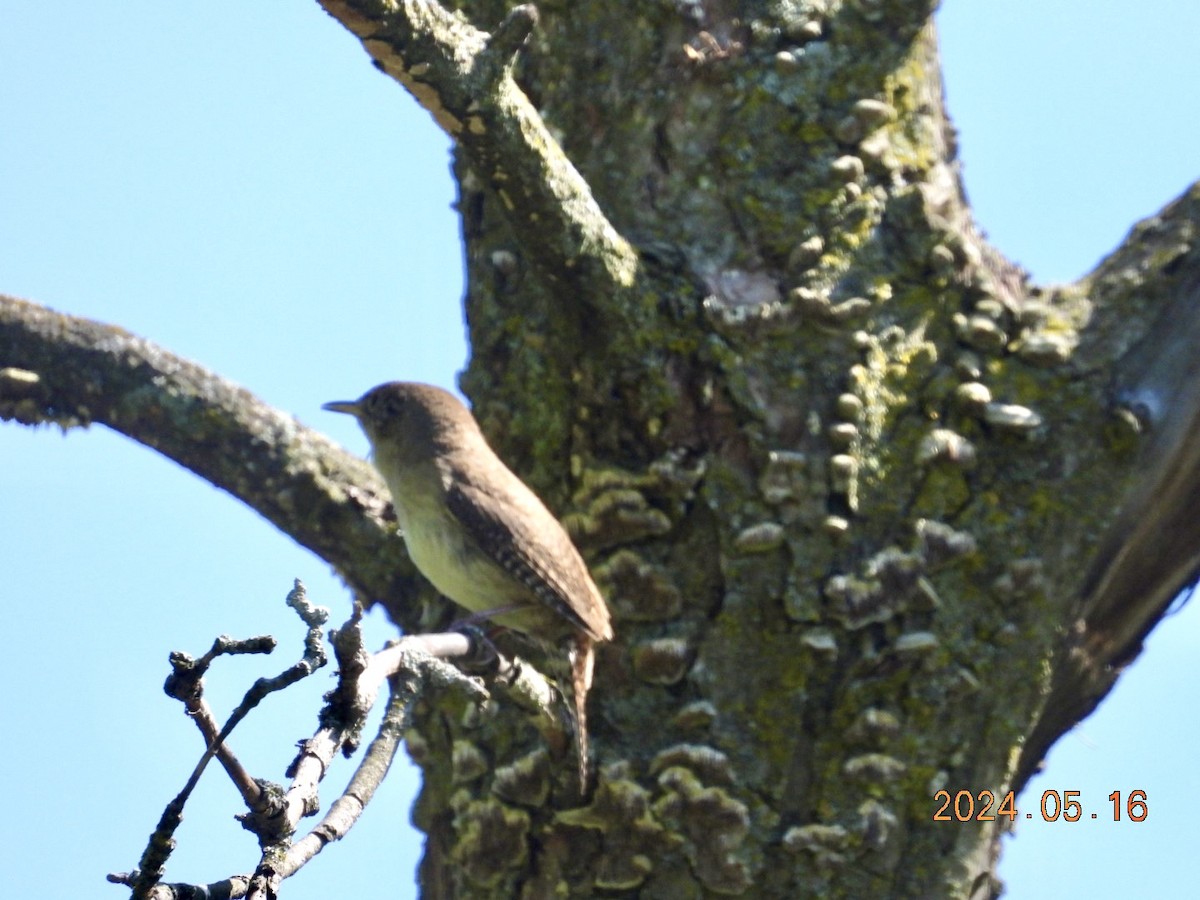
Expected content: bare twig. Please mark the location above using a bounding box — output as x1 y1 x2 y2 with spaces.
110 580 531 898
120 583 329 897
274 653 468 881
164 636 278 807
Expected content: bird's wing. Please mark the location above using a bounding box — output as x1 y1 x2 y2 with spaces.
444 475 610 642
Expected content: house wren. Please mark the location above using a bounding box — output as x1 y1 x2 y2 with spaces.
323 382 613 786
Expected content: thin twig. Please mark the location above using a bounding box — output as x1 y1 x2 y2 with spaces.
111 624 493 899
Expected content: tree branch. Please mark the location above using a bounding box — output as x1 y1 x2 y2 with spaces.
316 1 644 331
1020 180 1200 782
0 293 421 625
276 640 485 882
110 591 494 899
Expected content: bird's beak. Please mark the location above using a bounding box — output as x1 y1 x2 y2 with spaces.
322 400 362 418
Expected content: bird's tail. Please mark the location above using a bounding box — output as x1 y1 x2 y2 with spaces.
569 634 596 791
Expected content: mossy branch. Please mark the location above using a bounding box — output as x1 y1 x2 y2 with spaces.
317 0 644 330
0 293 421 624
1021 180 1200 781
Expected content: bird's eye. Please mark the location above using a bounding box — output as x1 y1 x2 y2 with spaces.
365 390 405 420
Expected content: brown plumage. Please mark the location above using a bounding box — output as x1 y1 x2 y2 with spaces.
324 382 613 787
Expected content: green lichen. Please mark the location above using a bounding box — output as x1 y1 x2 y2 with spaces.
450 795 531 888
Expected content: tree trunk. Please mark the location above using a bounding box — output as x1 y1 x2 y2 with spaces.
327 2 1200 896
4 1 1198 897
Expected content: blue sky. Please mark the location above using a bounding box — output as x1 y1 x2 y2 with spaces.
2 2 1198 897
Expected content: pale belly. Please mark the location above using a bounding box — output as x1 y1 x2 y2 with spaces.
398 503 509 614
395 501 568 641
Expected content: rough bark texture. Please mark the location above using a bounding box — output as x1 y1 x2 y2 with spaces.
4 1 1200 897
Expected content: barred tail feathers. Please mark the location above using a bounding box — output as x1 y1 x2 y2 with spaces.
570 634 596 791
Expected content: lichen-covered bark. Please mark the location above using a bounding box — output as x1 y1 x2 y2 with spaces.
330 1 1199 896
6 0 1200 896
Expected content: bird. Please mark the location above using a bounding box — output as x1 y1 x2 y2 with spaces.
323 381 613 788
